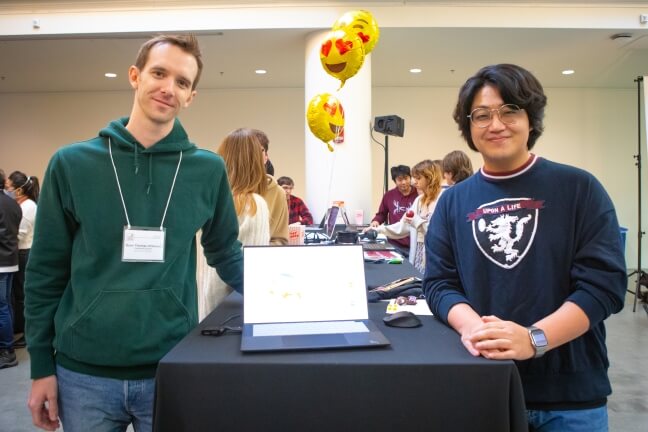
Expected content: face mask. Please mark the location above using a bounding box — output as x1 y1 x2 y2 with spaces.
4 189 15 199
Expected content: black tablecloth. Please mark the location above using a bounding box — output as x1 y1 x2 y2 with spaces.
153 262 527 432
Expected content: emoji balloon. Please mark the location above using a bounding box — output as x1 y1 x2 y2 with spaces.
333 10 380 54
320 29 365 89
306 93 345 152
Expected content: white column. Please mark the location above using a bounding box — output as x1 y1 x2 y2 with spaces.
304 30 372 226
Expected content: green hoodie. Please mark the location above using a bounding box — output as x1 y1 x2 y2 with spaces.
25 117 242 380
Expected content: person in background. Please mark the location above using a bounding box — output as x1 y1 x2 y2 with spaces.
196 128 271 320
5 171 40 350
373 160 443 273
424 63 626 432
0 169 22 369
369 164 418 257
251 129 288 245
277 176 313 225
253 128 275 176
25 34 243 432
442 150 474 186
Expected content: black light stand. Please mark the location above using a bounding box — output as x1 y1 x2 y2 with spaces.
372 115 405 195
383 135 389 194
630 76 648 313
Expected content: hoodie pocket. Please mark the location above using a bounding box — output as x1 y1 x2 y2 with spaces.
59 287 191 367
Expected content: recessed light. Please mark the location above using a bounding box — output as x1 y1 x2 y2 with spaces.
409 68 422 74
562 70 575 75
104 73 117 78
255 69 267 75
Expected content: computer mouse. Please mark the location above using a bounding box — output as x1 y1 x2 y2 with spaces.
382 310 422 328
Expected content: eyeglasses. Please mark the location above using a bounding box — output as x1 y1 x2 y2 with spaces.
467 104 525 128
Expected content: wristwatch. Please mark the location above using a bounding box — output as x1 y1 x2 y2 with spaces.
527 326 548 358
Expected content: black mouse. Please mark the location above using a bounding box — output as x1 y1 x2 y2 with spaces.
383 310 422 328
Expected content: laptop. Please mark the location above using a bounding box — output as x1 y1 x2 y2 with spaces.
318 205 351 239
240 244 390 352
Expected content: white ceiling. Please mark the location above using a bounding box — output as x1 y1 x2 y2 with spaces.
1 1 648 93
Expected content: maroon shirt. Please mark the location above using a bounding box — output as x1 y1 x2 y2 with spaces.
371 187 418 248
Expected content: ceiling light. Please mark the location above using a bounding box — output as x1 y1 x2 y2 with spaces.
104 73 117 78
409 68 422 74
562 70 575 75
255 69 267 75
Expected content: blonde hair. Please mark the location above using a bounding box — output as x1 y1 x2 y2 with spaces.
216 128 268 216
412 159 443 208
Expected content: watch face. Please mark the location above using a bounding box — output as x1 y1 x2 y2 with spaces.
531 329 548 347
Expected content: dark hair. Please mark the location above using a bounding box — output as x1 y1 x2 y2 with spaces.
0 169 5 190
277 176 294 187
452 64 547 151
135 34 203 90
390 165 411 182
442 150 474 184
252 129 270 151
9 171 40 202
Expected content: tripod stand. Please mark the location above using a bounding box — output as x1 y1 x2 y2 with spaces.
630 76 647 313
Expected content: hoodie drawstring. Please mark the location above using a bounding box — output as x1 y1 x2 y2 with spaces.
146 153 153 195
133 145 140 175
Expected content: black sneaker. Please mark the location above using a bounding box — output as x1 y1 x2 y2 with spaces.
13 335 26 349
0 349 18 369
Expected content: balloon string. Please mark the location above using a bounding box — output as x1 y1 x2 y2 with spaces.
326 147 337 211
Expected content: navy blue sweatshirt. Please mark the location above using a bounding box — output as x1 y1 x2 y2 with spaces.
424 156 626 409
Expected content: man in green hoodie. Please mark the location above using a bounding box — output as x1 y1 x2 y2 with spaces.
25 34 243 432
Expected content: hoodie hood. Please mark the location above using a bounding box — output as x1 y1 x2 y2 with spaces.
99 117 197 194
99 117 197 153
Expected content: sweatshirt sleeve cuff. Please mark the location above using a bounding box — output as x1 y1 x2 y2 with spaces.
566 290 607 328
29 347 57 379
436 292 471 325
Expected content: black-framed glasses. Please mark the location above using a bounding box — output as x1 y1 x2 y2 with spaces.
467 104 524 128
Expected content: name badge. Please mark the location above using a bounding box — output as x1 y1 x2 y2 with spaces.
122 226 166 262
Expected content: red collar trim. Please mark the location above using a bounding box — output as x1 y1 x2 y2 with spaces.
481 154 538 180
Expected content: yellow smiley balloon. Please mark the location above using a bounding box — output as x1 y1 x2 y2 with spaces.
306 93 345 152
333 10 380 54
319 29 365 89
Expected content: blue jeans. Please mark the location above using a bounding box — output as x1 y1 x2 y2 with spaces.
57 365 155 432
0 273 14 349
527 406 608 432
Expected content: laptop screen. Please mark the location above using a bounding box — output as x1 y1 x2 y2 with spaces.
243 245 368 324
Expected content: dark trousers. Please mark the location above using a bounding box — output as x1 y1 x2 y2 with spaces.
11 249 29 334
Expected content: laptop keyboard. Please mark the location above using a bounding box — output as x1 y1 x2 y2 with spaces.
362 242 395 250
252 320 369 337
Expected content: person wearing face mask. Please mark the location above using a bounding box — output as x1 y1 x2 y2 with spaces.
0 169 22 369
5 171 39 350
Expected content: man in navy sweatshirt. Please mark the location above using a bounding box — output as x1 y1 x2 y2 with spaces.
423 63 626 432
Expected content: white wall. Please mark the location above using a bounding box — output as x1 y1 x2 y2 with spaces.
0 85 645 269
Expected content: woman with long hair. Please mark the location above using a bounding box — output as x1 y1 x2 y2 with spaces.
374 159 443 272
5 171 39 348
196 128 286 320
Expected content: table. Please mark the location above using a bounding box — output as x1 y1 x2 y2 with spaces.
153 261 527 432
